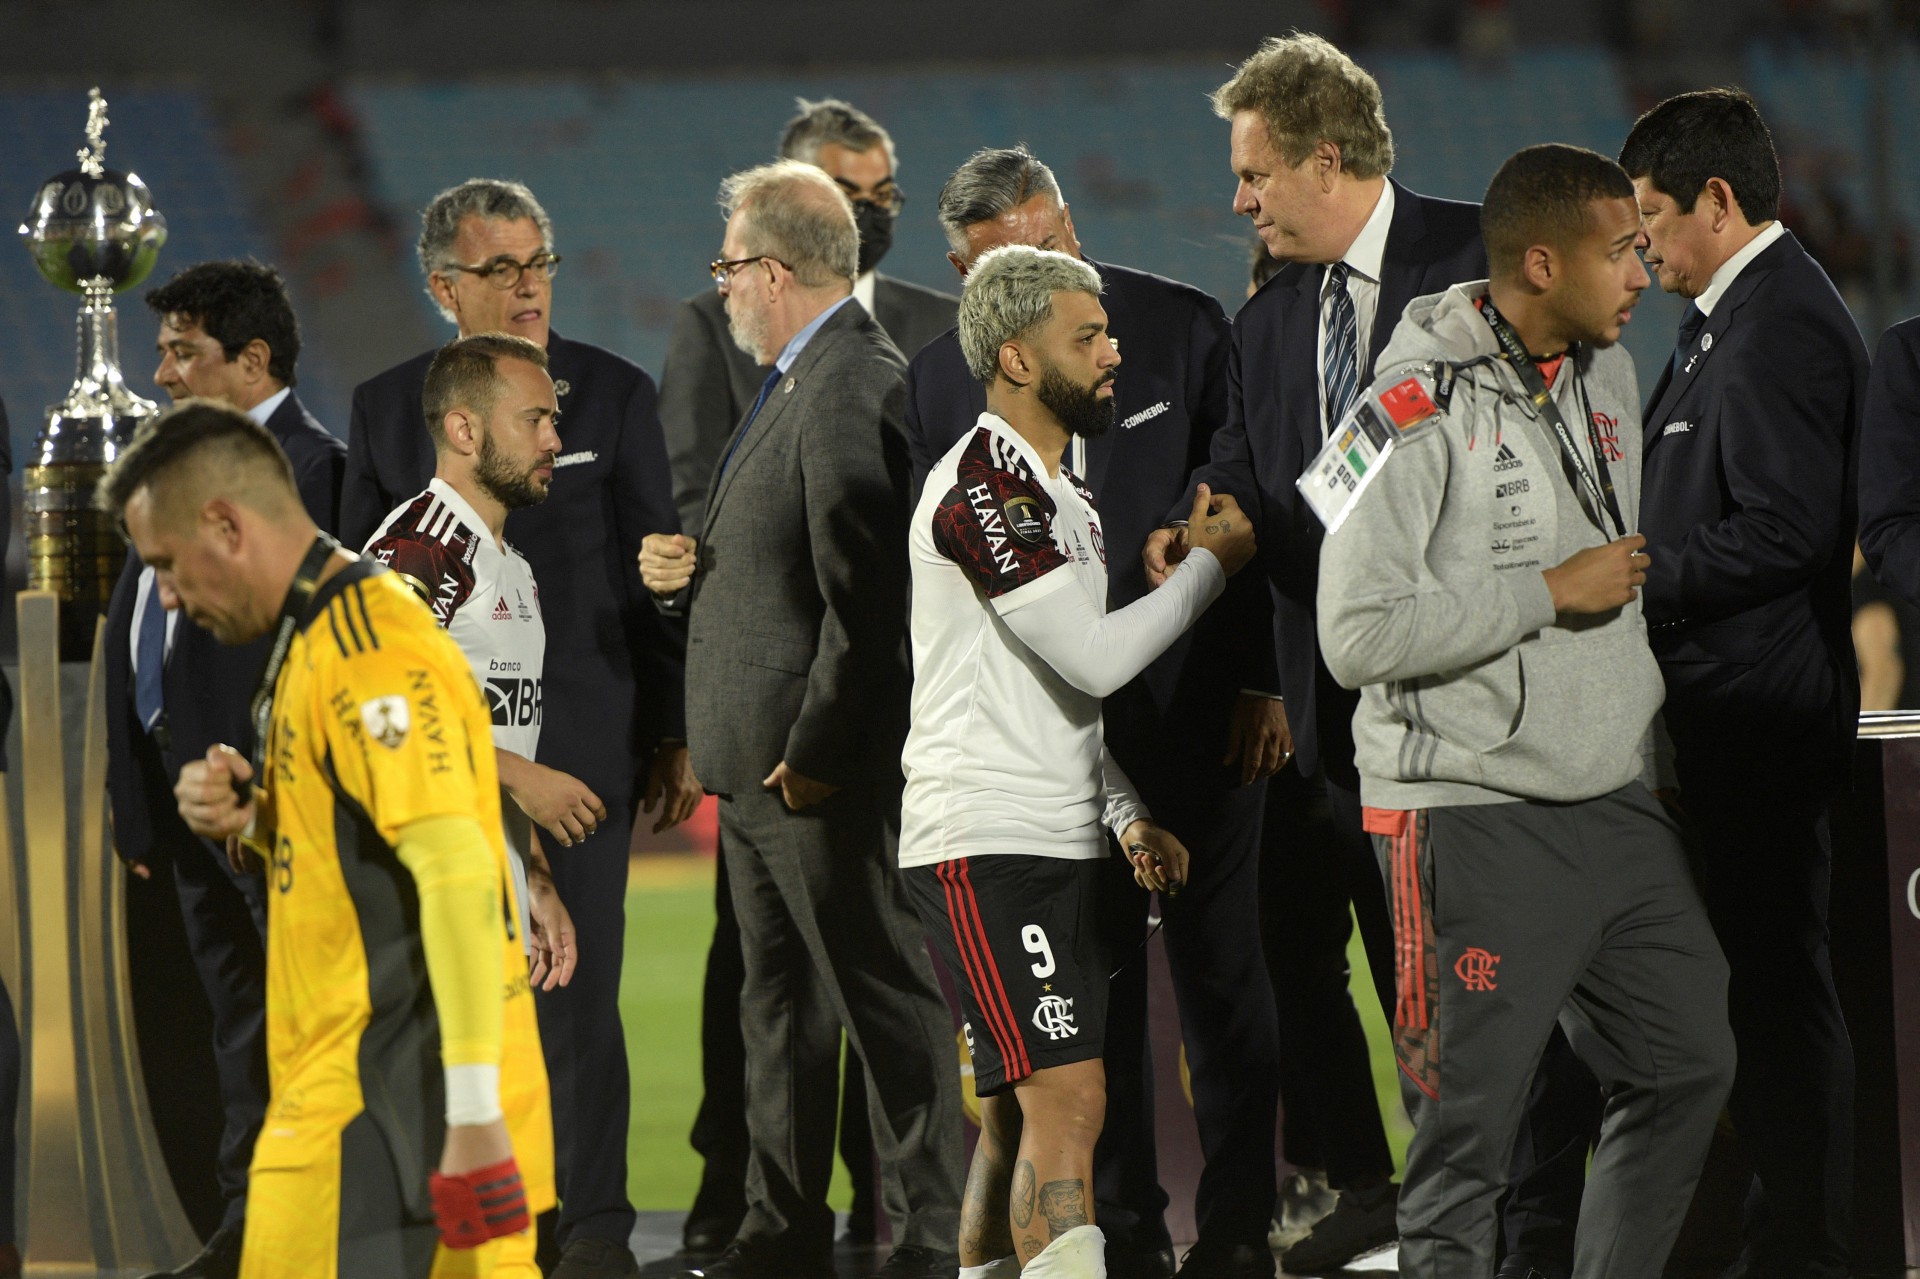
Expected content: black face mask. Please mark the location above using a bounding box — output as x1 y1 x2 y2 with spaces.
853 201 894 275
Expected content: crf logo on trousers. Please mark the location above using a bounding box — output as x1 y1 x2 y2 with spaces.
1455 947 1500 991
1032 995 1078 1041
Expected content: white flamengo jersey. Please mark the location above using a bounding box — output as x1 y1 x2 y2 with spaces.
366 478 545 941
901 414 1132 867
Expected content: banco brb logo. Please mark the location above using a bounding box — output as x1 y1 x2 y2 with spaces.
1032 995 1078 1041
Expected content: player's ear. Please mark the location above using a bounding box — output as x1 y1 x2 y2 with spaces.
998 340 1032 389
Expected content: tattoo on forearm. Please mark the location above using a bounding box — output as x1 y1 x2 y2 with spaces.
1010 1159 1036 1230
1038 1178 1090 1237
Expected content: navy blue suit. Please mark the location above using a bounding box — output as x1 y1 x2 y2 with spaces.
1637 230 1866 1277
906 258 1280 1251
106 390 344 1232
1178 183 1485 1192
342 329 685 1247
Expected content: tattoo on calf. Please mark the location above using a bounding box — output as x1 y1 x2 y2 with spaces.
1038 1178 1090 1237
1010 1159 1037 1230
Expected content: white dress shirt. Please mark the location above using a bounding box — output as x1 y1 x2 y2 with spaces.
129 386 292 677
1693 219 1785 318
1315 180 1397 438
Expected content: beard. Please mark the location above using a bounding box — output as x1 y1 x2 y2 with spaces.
727 297 774 365
1036 364 1117 439
475 427 552 510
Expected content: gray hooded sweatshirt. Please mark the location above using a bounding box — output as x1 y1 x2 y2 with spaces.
1316 281 1669 810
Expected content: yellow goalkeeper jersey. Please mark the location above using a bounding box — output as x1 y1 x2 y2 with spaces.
245 558 554 1233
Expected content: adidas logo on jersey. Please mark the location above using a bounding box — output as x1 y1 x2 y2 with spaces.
492 596 512 620
1493 443 1524 473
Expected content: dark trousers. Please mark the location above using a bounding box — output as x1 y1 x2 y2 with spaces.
720 783 962 1255
1687 766 1855 1279
170 829 269 1230
1260 766 1396 1187
1379 787 1735 1279
1092 732 1277 1252
688 847 877 1231
1 975 16 1247
1499 1029 1599 1276
536 799 638 1245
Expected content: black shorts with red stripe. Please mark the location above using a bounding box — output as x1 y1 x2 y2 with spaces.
903 855 1109 1095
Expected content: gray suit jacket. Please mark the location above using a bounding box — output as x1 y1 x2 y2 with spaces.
682 299 914 796
660 274 956 540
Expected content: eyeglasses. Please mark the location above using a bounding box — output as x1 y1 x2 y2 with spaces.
852 187 906 214
709 255 790 288
440 251 562 291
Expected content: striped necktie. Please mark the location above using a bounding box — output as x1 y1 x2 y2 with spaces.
1322 261 1361 437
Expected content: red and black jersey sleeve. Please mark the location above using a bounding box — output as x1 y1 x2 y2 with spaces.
930 433 1070 599
365 531 474 629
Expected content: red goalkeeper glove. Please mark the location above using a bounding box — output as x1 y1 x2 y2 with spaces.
429 1157 529 1248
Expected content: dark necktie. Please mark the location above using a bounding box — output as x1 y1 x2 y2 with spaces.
1322 262 1361 437
719 368 784 480
1669 306 1707 383
134 574 167 732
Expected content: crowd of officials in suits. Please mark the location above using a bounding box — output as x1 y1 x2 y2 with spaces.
7 25 1920 1279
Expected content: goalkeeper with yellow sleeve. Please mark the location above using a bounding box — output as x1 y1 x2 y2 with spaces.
103 399 555 1279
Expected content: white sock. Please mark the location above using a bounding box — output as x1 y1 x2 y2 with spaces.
959 1257 1020 1279
1018 1225 1106 1278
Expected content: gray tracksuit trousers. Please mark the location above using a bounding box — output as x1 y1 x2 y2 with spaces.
1369 785 1735 1279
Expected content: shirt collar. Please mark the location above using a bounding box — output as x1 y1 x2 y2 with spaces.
1694 220 1785 317
853 271 876 315
776 294 855 374
247 386 291 427
426 477 502 550
1330 180 1395 287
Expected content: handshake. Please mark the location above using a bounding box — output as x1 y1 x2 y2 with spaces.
1144 483 1258 584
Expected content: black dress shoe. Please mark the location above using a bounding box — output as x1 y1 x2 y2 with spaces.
681 1237 836 1279
1108 1239 1178 1279
871 1243 962 1278
1494 1257 1566 1279
138 1224 243 1279
551 1236 641 1278
1177 1240 1277 1279
683 1214 743 1256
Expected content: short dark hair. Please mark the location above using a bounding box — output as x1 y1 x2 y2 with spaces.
422 333 550 446
1618 88 1781 222
97 399 297 521
145 260 302 386
1481 144 1636 277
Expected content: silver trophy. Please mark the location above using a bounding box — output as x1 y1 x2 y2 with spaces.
18 88 168 659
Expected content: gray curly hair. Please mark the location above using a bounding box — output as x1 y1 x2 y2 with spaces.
416 178 555 323
957 246 1103 384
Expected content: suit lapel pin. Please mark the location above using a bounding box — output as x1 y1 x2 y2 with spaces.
1700 332 1713 351
783 378 795 394
553 378 572 398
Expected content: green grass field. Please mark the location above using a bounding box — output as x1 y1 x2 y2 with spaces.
618 854 1409 1210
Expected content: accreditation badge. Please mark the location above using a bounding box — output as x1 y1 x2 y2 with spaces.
1298 369 1445 533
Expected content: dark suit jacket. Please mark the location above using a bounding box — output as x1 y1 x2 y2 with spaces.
1639 231 1867 781
1857 316 1920 606
661 275 957 540
1183 183 1486 783
105 392 345 868
903 258 1261 783
340 329 685 806
682 299 912 795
